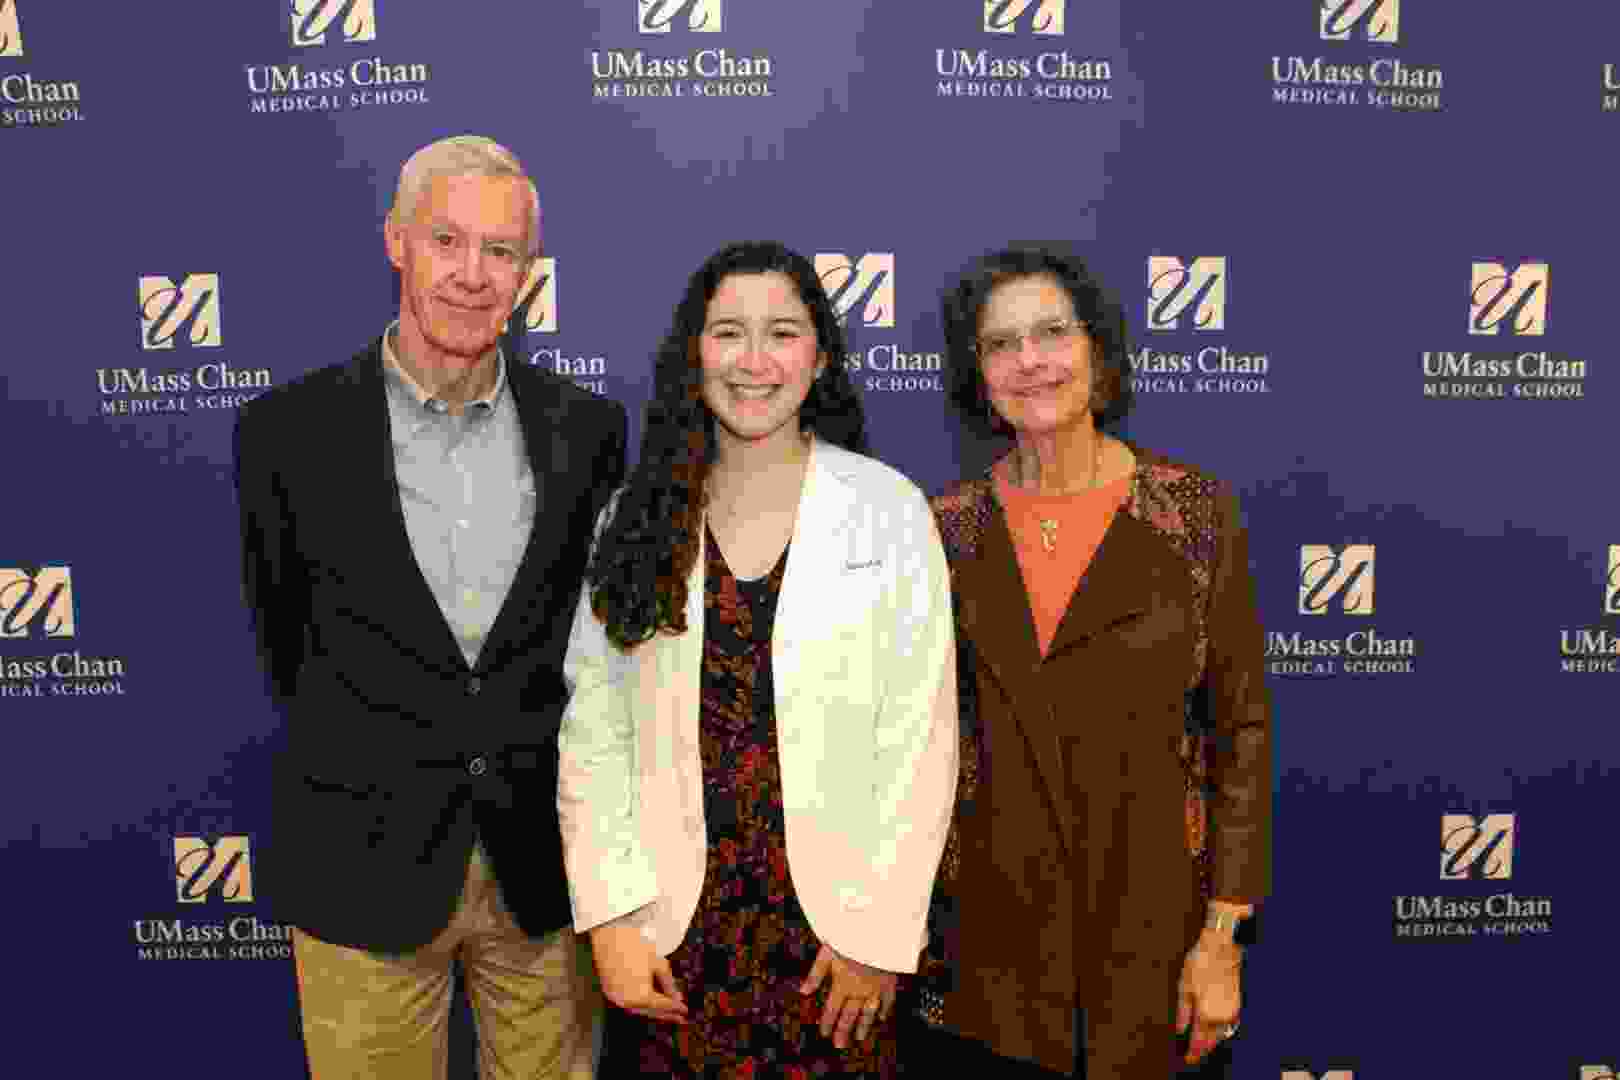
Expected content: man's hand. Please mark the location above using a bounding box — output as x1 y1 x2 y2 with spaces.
589 923 689 1025
800 944 898 1049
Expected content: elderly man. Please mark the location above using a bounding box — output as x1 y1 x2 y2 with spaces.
234 135 624 1078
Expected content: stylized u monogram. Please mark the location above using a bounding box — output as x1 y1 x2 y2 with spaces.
0 0 22 57
511 258 556 333
1321 0 1398 43
640 0 719 33
1148 257 1225 332
292 0 372 47
139 275 221 349
1440 815 1513 880
817 254 894 328
984 0 1063 35
1470 265 1546 336
175 837 254 903
0 567 74 639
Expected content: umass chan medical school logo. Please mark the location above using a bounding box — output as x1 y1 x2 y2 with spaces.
1392 812 1554 941
936 0 1113 105
817 252 944 395
1557 545 1620 675
1271 1 1444 113
99 274 272 418
0 565 128 700
591 0 773 101
132 836 294 961
1131 256 1274 396
509 258 611 399
0 0 87 129
1421 261 1586 403
1266 545 1419 677
246 1 432 117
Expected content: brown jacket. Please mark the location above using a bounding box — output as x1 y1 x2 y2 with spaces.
923 445 1272 1077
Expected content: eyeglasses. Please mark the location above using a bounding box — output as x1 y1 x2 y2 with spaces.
975 318 1087 363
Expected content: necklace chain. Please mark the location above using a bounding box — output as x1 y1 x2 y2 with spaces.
1009 436 1108 556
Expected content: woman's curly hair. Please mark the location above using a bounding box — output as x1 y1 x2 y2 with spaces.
586 240 870 650
941 243 1134 434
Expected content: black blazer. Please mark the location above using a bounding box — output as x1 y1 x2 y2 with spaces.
234 339 626 953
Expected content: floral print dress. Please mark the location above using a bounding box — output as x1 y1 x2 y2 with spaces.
600 526 899 1079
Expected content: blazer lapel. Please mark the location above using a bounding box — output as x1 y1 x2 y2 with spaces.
952 460 1173 861
1041 519 1153 663
1041 459 1175 664
478 355 563 668
952 498 1041 698
950 486 1083 856
771 439 857 729
348 342 468 673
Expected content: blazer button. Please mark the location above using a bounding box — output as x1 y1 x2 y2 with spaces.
467 676 482 696
468 756 487 777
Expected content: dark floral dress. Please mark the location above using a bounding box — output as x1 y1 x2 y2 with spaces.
600 526 899 1078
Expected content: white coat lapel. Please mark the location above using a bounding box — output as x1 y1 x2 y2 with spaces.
772 440 858 810
665 523 706 782
642 521 709 949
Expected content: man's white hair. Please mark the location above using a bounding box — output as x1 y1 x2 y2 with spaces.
387 135 541 257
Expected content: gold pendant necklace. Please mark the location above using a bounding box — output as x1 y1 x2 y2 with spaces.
1016 436 1107 556
1038 519 1059 552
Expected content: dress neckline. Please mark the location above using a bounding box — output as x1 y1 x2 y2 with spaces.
706 521 790 585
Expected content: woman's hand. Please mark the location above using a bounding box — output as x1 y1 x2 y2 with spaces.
1176 937 1243 1066
800 944 898 1049
589 923 689 1025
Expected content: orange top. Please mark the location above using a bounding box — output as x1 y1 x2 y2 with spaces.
996 470 1132 657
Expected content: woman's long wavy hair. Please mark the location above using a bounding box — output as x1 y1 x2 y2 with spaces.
587 240 870 650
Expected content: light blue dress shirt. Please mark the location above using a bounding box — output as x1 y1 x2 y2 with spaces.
381 325 534 670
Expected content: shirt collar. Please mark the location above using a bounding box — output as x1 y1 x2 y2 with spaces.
381 321 506 418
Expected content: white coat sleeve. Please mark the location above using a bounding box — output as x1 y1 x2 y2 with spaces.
557 495 660 932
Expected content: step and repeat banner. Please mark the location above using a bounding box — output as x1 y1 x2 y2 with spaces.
2 2 1614 1077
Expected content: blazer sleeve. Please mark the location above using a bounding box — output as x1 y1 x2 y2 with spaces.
857 486 960 973
233 400 309 702
556 491 660 933
1203 486 1273 905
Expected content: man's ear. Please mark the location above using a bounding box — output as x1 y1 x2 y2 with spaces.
384 217 406 272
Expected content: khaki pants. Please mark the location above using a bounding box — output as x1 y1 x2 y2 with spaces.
292 846 600 1079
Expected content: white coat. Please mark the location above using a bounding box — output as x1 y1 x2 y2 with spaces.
557 439 958 972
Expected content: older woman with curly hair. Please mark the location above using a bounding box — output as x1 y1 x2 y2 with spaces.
557 240 958 1078
912 245 1272 1078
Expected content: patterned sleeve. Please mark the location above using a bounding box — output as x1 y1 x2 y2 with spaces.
907 598 979 1024
907 493 984 1025
1201 486 1273 907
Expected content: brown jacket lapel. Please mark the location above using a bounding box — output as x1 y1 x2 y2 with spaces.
953 452 1193 856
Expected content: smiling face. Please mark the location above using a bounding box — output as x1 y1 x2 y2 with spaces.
977 273 1096 438
385 171 532 361
698 271 827 452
